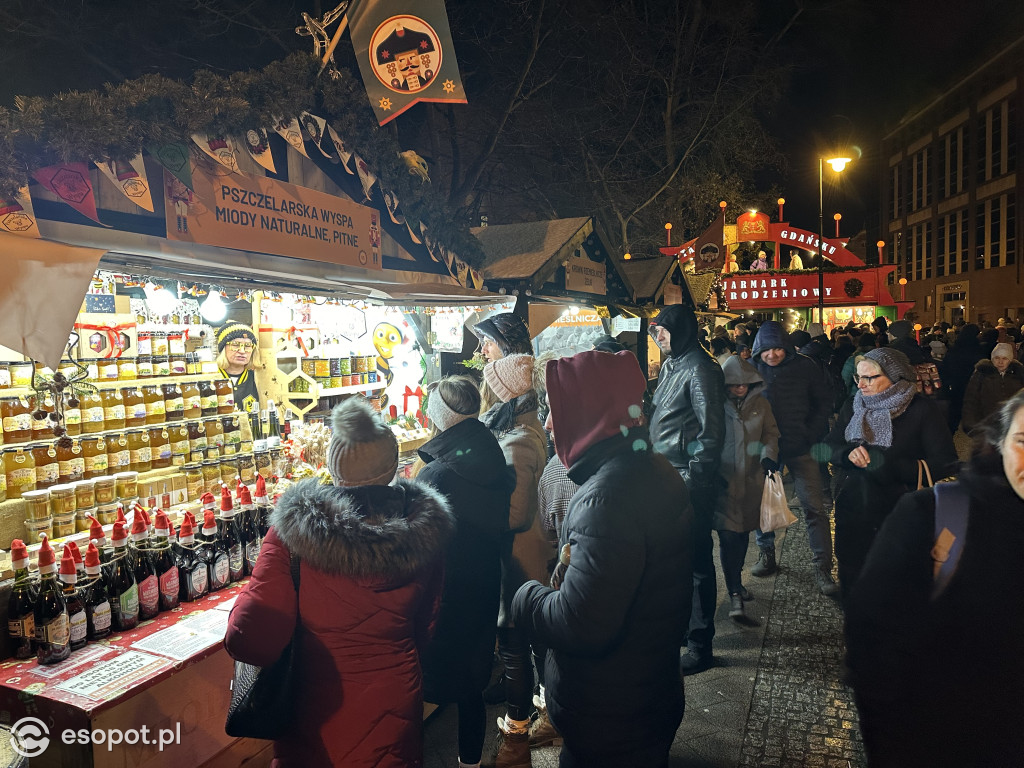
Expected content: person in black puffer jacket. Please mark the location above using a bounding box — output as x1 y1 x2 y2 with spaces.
513 351 691 768
845 390 1024 767
647 303 725 674
960 343 1024 435
751 321 837 595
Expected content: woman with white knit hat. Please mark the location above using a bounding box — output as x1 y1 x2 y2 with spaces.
961 342 1024 435
480 353 551 768
225 396 454 767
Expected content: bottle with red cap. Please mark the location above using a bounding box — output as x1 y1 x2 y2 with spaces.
88 515 114 566
130 515 159 620
82 543 111 641
64 540 85 581
239 485 261 572
60 548 88 652
175 516 208 601
33 536 71 664
199 510 230 591
217 486 245 582
108 522 139 631
151 511 180 611
254 475 272 538
7 539 38 659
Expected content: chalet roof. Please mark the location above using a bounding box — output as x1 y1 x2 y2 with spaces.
471 217 591 280
620 259 677 301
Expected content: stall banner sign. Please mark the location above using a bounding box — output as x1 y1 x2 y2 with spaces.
164 164 382 271
550 310 602 328
349 0 468 125
720 269 895 310
564 254 606 295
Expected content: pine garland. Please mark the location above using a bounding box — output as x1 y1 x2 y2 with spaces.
0 52 484 268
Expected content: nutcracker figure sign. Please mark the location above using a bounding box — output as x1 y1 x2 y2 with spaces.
349 0 467 125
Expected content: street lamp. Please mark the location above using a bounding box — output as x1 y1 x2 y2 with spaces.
818 156 853 322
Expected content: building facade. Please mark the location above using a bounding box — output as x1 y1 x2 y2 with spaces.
881 35 1023 326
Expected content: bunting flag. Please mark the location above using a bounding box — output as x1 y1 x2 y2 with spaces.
453 257 470 287
94 154 154 212
326 125 355 173
192 133 240 172
691 209 727 274
406 219 422 244
470 268 484 290
349 0 469 125
242 127 277 173
354 155 377 200
147 143 194 190
382 189 405 224
31 161 102 224
0 186 41 238
299 112 336 160
274 116 309 158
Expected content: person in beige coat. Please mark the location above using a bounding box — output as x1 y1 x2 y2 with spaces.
481 353 552 768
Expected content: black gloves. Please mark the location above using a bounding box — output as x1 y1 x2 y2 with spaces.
761 457 780 475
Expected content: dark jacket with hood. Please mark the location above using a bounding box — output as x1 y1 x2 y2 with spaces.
941 323 985 406
960 358 1024 433
648 304 726 487
751 321 833 459
714 356 780 532
845 457 1024 767
416 418 516 702
888 320 928 365
224 478 454 768
512 351 691 758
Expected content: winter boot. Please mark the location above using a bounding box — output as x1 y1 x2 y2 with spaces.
528 694 562 748
814 564 840 597
728 593 746 620
751 547 777 577
679 648 713 676
484 717 531 768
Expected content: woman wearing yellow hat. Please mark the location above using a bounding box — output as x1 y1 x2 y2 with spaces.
217 324 260 413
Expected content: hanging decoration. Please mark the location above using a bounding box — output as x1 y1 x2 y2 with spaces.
0 186 41 237
30 162 103 224
94 154 154 212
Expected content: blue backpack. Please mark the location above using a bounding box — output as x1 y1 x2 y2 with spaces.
931 482 969 599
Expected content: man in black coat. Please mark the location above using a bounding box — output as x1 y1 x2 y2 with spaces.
751 321 838 596
647 304 725 674
512 351 691 768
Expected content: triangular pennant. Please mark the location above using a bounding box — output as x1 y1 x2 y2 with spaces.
406 219 422 244
325 125 354 173
299 112 335 159
192 133 240 173
454 258 470 287
147 143 194 190
242 127 276 173
470 269 485 290
273 116 309 158
382 189 405 224
354 155 377 201
31 161 102 224
94 154 154 212
0 186 41 238
163 170 196 235
691 209 726 274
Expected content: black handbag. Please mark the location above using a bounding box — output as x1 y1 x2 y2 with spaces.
225 553 301 739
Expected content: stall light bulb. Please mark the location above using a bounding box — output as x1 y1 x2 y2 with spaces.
144 281 177 316
200 291 227 323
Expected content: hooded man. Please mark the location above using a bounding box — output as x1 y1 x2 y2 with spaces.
750 321 838 596
512 351 691 768
647 304 725 674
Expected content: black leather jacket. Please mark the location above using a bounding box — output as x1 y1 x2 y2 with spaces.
649 347 726 487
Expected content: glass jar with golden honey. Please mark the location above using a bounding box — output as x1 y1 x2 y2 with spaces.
199 380 218 417
117 356 138 381
201 460 221 495
101 389 126 431
136 354 153 379
142 385 165 425
162 383 184 421
184 463 203 501
62 393 82 436
167 424 189 456
81 436 110 480
187 421 208 453
204 417 225 448
149 427 172 469
4 448 36 498
31 444 59 489
80 391 106 434
107 434 131 472
57 441 85 485
1 396 32 443
127 429 152 472
181 382 202 419
122 386 147 428
215 379 234 414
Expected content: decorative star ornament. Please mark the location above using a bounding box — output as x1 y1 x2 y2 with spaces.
443 79 455 94
379 97 393 111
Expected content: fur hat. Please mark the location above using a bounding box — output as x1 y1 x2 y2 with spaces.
471 313 532 356
992 342 1015 360
326 397 398 487
483 353 535 403
863 347 916 384
217 323 258 352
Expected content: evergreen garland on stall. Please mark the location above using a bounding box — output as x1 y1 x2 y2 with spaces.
0 52 484 268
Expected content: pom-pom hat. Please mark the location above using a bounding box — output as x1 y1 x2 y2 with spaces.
326 397 399 487
217 323 258 353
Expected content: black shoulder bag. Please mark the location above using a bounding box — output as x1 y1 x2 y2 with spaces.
225 553 301 738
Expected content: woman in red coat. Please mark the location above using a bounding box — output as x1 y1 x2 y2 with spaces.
225 397 454 767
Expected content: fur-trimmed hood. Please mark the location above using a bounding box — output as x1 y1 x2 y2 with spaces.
973 358 1024 377
270 478 454 581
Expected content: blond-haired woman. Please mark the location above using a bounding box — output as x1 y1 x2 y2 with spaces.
216 324 259 413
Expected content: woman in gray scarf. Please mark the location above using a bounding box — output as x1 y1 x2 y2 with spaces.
827 347 958 602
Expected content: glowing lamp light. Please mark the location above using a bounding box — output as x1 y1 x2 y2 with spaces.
777 198 786 205
569 306 581 315
748 210 758 217
664 223 672 230
200 290 227 323
143 281 177 316
899 278 908 286
826 157 852 172
624 253 632 260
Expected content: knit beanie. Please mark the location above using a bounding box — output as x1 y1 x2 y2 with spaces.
483 354 535 403
217 323 258 352
863 347 916 384
889 320 912 340
326 397 399 487
992 342 1015 360
426 385 475 432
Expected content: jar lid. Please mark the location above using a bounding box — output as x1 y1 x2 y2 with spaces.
75 479 96 486
97 503 119 512
21 489 49 500
184 463 201 469
113 471 139 478
50 484 73 493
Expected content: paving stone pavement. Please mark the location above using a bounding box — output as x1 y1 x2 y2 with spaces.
424 516 866 768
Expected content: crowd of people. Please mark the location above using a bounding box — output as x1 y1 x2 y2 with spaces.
222 307 1024 768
